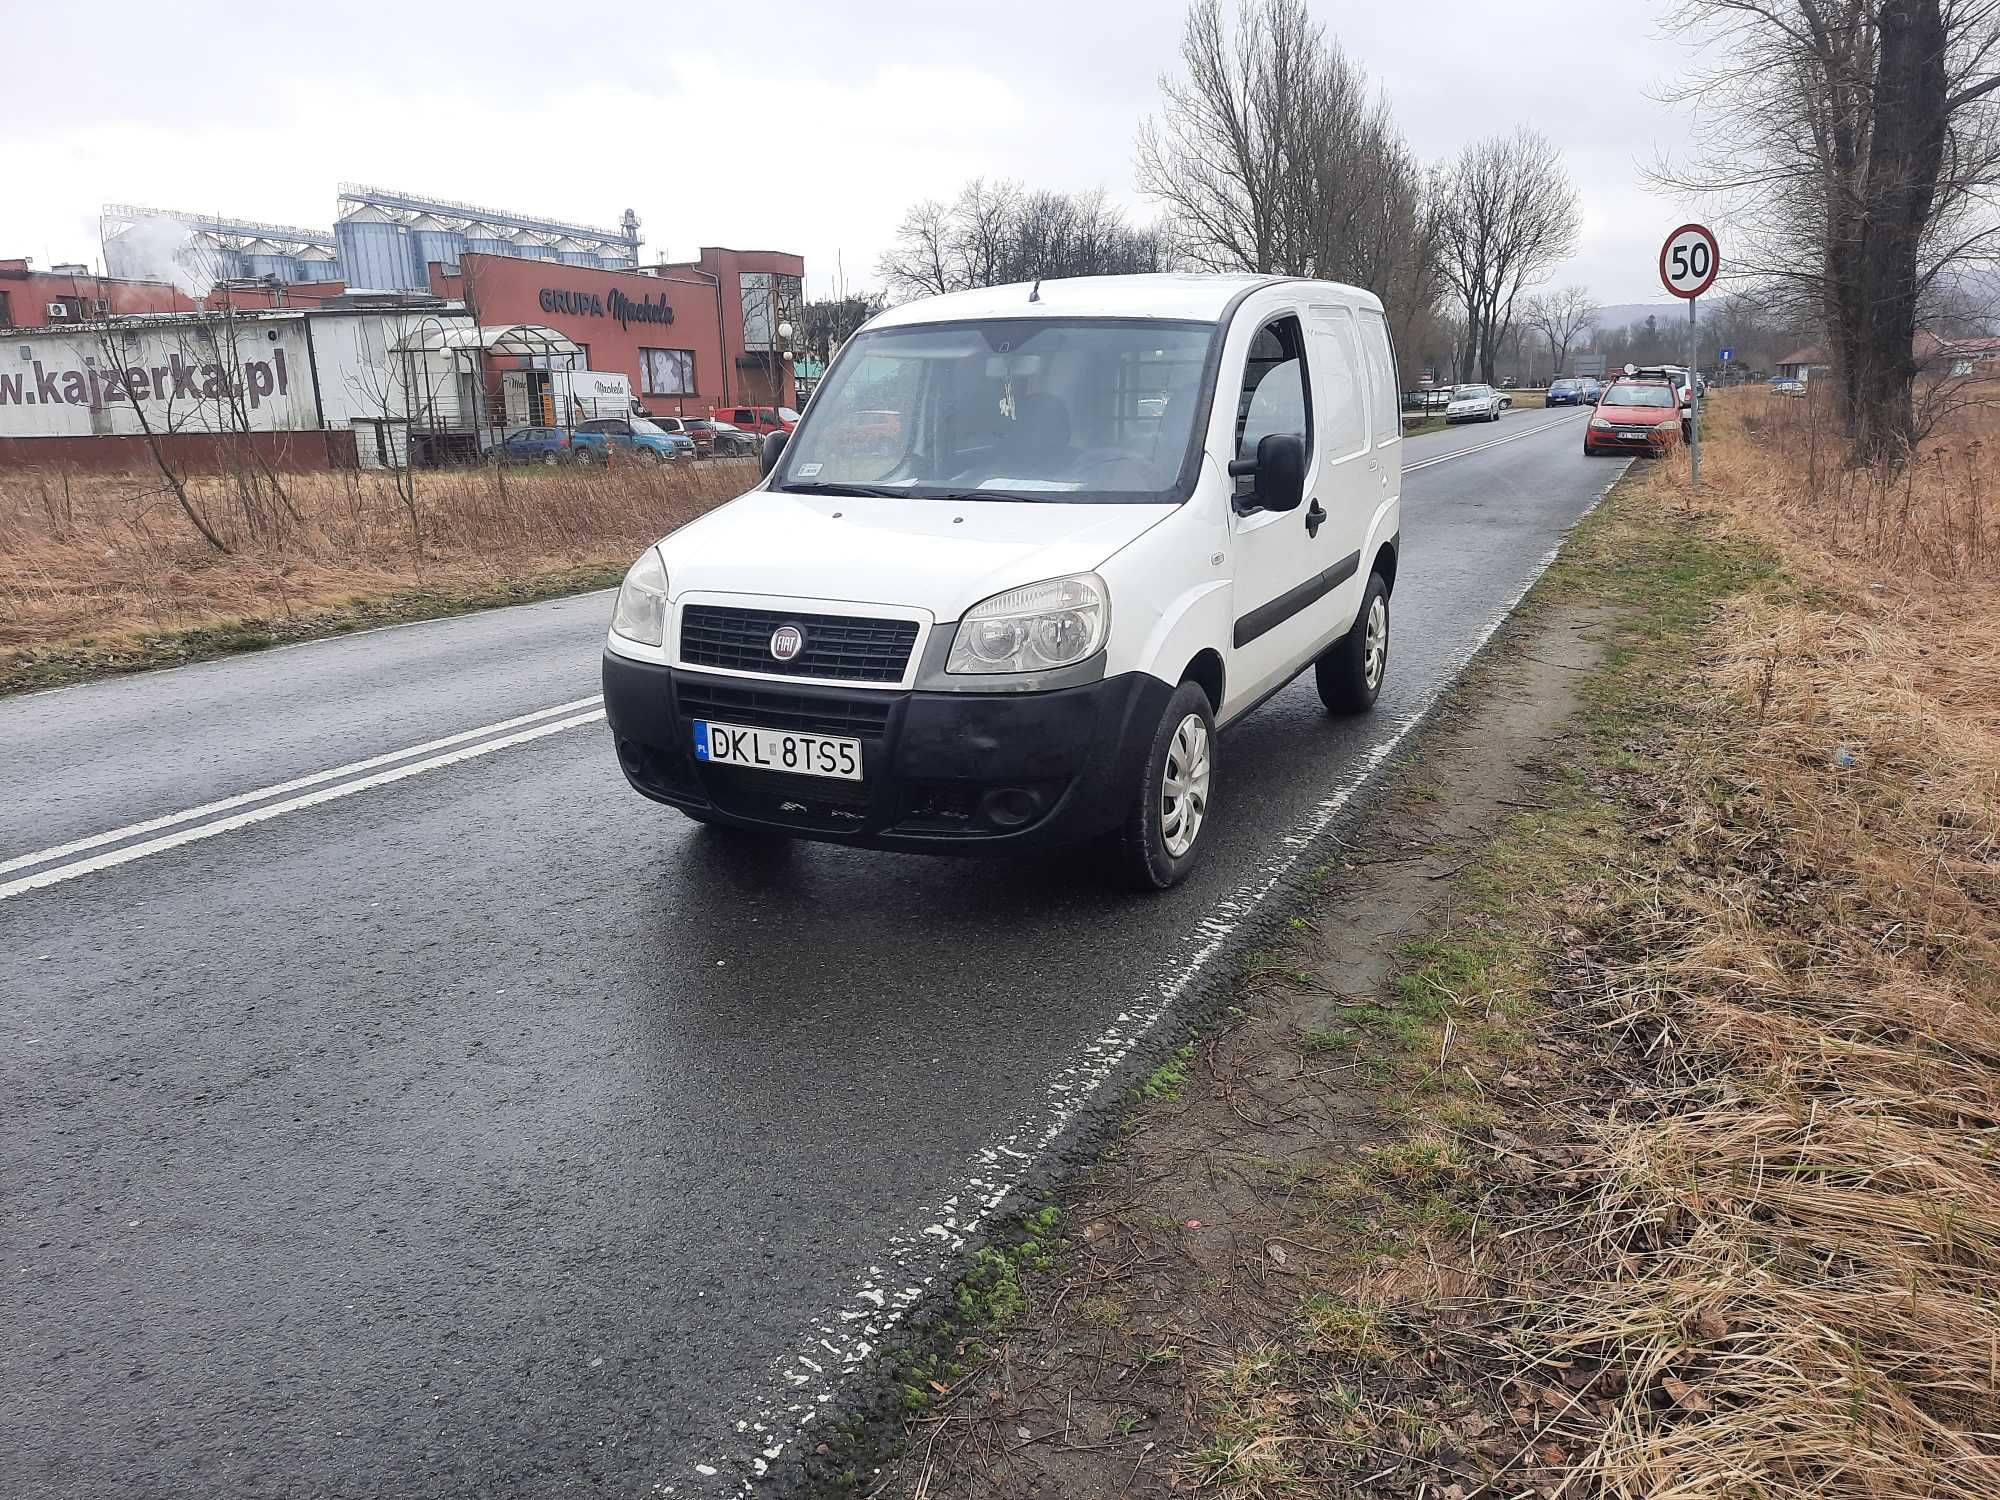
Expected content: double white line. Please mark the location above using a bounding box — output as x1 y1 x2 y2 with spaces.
0 696 606 903
1405 409 1586 473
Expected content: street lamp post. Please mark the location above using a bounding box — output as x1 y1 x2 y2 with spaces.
776 318 793 416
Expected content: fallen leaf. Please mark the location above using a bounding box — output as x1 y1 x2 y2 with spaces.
1016 1425 1032 1441
1499 1071 1532 1090
1082 1220 1113 1245
1691 1309 1730 1341
1662 1375 1711 1412
1266 1243 1288 1267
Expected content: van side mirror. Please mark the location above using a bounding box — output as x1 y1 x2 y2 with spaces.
760 429 788 478
1225 432 1306 513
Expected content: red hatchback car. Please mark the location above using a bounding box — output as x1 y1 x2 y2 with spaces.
1583 378 1684 456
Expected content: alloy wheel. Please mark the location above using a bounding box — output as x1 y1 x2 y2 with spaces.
1160 713 1212 859
1364 595 1388 691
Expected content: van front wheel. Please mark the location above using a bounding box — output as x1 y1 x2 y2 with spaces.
1113 680 1216 891
1316 573 1389 714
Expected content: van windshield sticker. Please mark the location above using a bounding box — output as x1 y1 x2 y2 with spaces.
797 462 823 478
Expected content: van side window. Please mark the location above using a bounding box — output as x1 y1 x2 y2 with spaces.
1314 307 1368 459
1234 316 1312 497
1356 309 1400 444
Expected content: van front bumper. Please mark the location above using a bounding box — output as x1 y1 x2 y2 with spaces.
601 654 1172 851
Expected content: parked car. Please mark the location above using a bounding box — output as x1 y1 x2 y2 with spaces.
645 415 714 459
707 420 761 457
1771 378 1807 398
1445 383 1510 423
1583 377 1684 456
572 417 696 465
1546 378 1590 406
713 405 802 437
498 426 579 466
602 273 1406 890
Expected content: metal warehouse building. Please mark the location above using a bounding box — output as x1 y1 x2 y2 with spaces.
101 185 642 294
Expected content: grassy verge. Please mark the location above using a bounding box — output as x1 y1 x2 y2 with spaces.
0 562 626 695
0 459 750 693
1193 396 2000 1497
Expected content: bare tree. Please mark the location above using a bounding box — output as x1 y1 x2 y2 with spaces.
1436 129 1581 384
1523 284 1599 377
876 180 1171 301
877 198 956 300
94 321 231 554
1137 0 1447 351
1657 0 2000 460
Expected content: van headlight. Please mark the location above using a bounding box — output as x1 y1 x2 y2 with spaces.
947 573 1108 675
611 548 669 646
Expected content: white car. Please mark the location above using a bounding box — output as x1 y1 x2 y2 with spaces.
1444 384 1510 423
602 273 1404 890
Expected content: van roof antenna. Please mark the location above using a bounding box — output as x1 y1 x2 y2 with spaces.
1028 277 1041 303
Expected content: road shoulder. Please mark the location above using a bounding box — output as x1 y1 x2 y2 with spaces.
821 495 1637 1498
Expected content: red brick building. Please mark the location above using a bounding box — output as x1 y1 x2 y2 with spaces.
0 258 198 329
426 246 805 420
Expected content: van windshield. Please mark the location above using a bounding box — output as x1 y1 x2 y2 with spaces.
773 318 1214 504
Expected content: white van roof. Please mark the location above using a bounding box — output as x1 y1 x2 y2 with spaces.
867 273 1383 329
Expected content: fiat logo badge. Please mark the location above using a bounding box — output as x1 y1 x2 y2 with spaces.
769 624 805 662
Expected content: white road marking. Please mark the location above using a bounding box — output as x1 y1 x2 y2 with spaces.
0 703 605 903
0 695 604 880
694 456 1630 1496
1405 410 1586 472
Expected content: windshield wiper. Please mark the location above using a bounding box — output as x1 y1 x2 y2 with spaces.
778 482 914 498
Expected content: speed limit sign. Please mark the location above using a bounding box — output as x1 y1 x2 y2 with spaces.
1660 223 1720 299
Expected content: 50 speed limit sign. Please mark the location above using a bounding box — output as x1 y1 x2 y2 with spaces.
1660 223 1720 299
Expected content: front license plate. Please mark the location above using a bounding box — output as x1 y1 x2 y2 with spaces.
1619 429 1648 440
693 720 863 781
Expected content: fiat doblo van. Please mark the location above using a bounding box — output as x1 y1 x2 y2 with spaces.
602 274 1403 889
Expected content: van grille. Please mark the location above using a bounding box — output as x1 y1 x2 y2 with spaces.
680 605 918 683
675 680 894 740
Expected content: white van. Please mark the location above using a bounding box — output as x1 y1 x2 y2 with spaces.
602 274 1403 888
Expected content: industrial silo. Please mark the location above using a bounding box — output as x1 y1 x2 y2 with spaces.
294 245 341 282
336 201 419 290
463 221 511 260
241 239 299 282
555 236 599 268
510 228 558 263
408 214 465 278
188 230 243 284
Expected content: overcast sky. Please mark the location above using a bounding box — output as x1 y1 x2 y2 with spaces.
4 0 1702 310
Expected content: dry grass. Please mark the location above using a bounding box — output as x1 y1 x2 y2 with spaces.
0 457 752 670
1507 394 2000 1497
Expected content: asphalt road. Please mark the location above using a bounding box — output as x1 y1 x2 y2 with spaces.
1 407 1614 1499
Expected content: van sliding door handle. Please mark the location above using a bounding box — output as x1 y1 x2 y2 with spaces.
1305 500 1327 538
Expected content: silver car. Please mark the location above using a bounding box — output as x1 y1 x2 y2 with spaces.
1445 384 1511 423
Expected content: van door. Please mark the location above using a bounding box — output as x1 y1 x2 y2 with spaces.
1226 311 1335 709
1301 303 1377 648
1355 307 1403 520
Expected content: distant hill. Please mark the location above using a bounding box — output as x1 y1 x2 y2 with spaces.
1591 301 1702 330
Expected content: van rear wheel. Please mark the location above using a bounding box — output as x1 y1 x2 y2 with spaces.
1112 680 1215 892
1317 572 1389 714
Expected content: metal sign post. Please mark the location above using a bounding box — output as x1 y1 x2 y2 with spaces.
1660 222 1720 492
1688 294 1700 487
